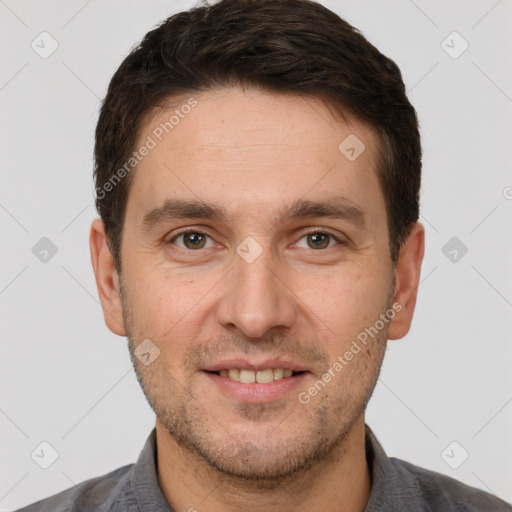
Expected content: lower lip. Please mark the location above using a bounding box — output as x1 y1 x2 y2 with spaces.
202 371 308 403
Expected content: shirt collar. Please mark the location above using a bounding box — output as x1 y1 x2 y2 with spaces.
131 425 403 512
131 428 174 511
363 424 399 511
364 424 427 511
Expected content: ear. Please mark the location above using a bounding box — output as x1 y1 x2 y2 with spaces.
387 222 425 340
89 218 127 336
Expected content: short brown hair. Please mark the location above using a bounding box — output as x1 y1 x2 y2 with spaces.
94 0 421 272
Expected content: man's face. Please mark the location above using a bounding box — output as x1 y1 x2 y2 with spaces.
118 86 395 480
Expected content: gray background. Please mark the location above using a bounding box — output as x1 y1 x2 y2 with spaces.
1 0 511 509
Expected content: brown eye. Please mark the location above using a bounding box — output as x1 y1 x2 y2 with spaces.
307 233 330 249
171 231 213 250
296 231 340 250
183 232 206 249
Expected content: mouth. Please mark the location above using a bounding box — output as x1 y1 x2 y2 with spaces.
204 368 305 384
201 358 310 403
201 363 309 403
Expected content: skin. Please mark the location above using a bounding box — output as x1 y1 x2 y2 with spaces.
90 85 424 512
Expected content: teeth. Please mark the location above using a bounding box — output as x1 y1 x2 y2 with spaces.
273 368 284 380
239 369 256 384
256 369 274 384
216 368 299 383
228 369 240 381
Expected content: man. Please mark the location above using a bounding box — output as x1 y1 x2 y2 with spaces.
16 0 512 510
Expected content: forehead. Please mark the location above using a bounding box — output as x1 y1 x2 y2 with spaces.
127 86 384 225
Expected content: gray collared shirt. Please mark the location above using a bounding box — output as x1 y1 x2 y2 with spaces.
14 425 512 511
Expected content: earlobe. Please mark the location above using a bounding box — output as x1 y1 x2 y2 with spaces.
387 222 425 340
89 218 127 336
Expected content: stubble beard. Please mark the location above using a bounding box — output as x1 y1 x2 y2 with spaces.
121 279 391 488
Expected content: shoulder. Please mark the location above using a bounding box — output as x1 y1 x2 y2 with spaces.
388 456 512 511
12 463 136 512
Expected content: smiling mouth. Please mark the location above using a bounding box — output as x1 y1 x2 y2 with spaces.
205 368 305 384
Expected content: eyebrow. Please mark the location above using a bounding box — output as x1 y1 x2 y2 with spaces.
140 195 366 233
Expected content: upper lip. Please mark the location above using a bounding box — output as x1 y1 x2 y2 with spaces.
202 358 309 372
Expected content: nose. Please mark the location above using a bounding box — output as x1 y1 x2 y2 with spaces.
216 243 297 339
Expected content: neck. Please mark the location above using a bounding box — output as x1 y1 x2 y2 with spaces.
156 414 372 512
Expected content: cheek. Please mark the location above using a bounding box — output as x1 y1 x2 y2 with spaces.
123 267 182 334
125 262 220 344
297 267 390 348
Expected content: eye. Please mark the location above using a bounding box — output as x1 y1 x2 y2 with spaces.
167 229 343 252
295 231 342 250
169 230 215 250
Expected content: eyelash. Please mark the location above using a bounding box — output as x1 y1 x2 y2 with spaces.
167 228 344 251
